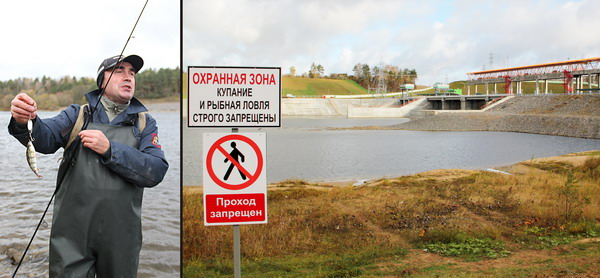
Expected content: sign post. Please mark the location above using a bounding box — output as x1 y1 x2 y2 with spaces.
232 128 241 278
189 66 280 278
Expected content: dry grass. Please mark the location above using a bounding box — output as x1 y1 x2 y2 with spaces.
183 151 600 271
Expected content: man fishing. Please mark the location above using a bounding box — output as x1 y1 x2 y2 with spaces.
8 54 168 277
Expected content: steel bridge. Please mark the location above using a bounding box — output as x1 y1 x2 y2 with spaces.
466 57 600 95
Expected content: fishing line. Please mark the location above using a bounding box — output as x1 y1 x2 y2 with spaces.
12 1 149 276
11 195 54 278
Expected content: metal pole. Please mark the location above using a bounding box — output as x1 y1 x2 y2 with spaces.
233 225 241 278
231 127 241 278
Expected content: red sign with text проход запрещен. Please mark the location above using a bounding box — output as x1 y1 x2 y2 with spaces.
205 193 266 224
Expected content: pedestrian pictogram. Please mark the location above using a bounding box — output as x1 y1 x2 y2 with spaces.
224 142 246 181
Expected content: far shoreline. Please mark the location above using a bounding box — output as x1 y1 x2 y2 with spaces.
0 98 180 113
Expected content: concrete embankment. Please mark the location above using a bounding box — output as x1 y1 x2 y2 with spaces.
282 98 426 117
395 95 600 139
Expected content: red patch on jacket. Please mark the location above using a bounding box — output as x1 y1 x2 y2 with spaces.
152 133 161 148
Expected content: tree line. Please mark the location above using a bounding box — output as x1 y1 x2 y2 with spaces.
289 63 418 93
0 67 180 110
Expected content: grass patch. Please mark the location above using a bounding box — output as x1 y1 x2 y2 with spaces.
183 247 408 277
415 230 510 261
282 76 368 96
424 238 510 260
582 150 600 156
580 156 600 180
519 221 600 249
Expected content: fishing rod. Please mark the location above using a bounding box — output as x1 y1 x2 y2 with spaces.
84 0 149 130
12 1 149 276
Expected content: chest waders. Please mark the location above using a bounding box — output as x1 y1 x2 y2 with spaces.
49 122 142 277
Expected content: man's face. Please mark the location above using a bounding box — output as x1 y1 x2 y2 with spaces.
101 61 136 104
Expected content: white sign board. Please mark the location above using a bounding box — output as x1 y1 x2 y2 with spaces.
203 133 268 226
188 67 281 127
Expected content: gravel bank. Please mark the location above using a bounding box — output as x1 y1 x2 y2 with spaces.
394 95 600 139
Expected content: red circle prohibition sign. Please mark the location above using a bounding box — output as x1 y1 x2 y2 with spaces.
206 134 263 190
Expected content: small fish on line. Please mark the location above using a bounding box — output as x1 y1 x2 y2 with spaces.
26 119 42 178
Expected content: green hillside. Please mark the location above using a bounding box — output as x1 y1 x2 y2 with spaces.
182 74 368 98
282 76 368 97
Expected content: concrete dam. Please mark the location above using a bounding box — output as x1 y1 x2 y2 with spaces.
281 95 510 117
282 98 427 117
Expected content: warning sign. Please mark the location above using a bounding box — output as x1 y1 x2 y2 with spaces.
203 133 267 225
188 67 281 127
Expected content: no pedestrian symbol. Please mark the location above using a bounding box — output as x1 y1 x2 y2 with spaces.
203 133 267 226
205 134 264 190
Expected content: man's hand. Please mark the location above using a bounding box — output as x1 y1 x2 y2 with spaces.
79 130 110 155
11 93 37 125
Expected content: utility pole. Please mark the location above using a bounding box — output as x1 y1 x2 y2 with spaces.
375 61 386 97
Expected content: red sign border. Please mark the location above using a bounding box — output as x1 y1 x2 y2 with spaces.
205 134 264 190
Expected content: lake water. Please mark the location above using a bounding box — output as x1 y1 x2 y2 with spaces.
0 111 180 277
183 116 600 185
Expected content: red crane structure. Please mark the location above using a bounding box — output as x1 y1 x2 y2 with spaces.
466 57 600 95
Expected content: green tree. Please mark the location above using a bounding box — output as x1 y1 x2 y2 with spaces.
307 63 324 78
557 171 590 223
351 63 372 88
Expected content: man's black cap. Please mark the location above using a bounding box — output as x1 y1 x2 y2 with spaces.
96 54 144 88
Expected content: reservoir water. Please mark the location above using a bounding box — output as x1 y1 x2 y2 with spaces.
0 111 180 277
183 116 600 185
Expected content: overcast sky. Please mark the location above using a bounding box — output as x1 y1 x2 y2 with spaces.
5 0 599 86
184 0 600 86
0 0 179 81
